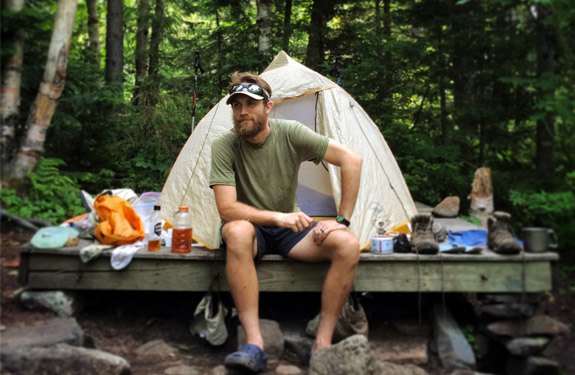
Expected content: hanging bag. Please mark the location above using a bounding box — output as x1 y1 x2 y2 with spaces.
189 275 229 346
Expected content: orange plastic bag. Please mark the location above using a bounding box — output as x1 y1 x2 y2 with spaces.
93 194 145 245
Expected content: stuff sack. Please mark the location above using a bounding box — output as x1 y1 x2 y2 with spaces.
93 194 145 245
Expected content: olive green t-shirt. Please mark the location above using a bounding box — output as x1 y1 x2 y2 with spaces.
209 119 330 213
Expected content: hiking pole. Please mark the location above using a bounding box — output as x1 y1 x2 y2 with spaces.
191 51 204 133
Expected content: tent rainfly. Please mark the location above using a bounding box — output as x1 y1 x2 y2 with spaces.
160 51 417 250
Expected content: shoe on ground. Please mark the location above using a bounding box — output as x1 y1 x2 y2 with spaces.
410 214 439 254
224 343 268 373
488 211 522 255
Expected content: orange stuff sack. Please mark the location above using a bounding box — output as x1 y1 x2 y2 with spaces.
93 194 145 245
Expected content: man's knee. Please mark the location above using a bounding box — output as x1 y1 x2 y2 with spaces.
222 220 256 256
329 231 360 265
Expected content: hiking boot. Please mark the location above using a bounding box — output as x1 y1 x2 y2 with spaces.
488 211 522 255
410 214 439 254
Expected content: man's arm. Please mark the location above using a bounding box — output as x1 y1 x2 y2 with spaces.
322 140 363 221
212 185 313 232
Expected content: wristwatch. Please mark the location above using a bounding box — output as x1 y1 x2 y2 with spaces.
336 215 351 227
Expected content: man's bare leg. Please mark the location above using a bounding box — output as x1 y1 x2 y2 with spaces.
222 220 264 349
289 230 360 350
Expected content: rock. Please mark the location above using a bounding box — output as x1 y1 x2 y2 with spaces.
432 196 460 218
135 339 179 360
209 365 227 375
310 334 378 375
275 364 302 374
506 337 550 356
282 320 314 365
487 315 570 337
20 290 82 317
237 319 283 368
0 343 130 375
371 335 428 365
0 317 84 349
431 304 476 370
480 303 535 319
164 364 201 375
506 356 559 375
378 361 428 375
481 293 541 305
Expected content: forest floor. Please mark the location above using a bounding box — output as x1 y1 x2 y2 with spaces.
1 224 574 375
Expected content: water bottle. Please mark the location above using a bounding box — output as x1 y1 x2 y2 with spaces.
172 205 192 253
147 205 162 252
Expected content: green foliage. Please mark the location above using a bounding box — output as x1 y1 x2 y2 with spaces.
0 158 85 224
509 188 575 260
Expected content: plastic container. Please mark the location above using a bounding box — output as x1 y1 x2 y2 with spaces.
172 206 192 253
147 205 162 252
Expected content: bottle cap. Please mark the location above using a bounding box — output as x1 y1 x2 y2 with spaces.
178 205 189 212
153 205 161 210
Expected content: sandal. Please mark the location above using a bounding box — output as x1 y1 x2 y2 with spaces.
224 343 268 372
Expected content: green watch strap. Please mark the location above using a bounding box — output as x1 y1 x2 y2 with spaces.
336 215 351 227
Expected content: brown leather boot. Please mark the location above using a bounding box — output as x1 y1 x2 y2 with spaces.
488 211 522 254
411 214 439 254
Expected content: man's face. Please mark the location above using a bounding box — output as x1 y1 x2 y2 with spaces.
231 95 271 139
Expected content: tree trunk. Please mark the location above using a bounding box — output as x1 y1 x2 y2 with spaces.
376 0 393 122
10 0 79 179
146 0 164 109
105 0 124 84
1 0 26 178
305 0 336 72
257 0 272 63
85 0 100 66
534 4 556 182
133 0 150 106
282 0 293 53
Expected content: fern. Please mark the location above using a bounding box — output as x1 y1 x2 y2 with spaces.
0 157 85 224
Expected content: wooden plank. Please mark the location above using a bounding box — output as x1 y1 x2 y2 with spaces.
23 252 554 293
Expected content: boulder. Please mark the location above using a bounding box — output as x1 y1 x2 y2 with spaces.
432 197 460 218
0 317 84 349
431 304 476 370
310 334 378 375
487 315 570 337
237 319 284 368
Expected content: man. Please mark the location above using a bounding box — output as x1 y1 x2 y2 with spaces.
210 72 362 372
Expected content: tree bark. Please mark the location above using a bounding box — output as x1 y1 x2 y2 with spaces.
10 0 79 179
105 0 124 84
534 4 556 182
133 0 150 106
257 0 272 61
85 0 100 66
305 0 336 72
1 0 26 177
146 0 164 109
282 0 293 53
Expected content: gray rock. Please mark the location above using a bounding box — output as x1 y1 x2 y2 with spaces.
432 196 460 218
371 335 428 365
0 343 130 375
164 364 201 375
237 319 284 368
431 304 476 370
481 293 541 304
209 365 227 375
480 303 535 319
0 317 84 349
282 320 314 365
506 356 559 375
310 334 378 375
487 315 570 337
135 339 179 360
506 337 550 356
275 364 302 374
378 361 428 375
20 290 82 317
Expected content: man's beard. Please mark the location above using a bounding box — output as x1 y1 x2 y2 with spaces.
233 114 266 139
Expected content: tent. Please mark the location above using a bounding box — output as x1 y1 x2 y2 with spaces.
160 51 417 250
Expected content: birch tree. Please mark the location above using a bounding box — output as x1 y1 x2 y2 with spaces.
10 0 79 179
1 0 26 177
257 0 271 60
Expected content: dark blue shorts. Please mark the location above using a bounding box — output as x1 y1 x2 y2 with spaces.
221 222 317 261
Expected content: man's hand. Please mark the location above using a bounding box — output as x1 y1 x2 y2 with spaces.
274 212 313 232
313 220 348 245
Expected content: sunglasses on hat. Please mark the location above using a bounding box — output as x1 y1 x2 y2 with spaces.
228 83 270 102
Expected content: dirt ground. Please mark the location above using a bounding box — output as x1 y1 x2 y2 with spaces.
1 224 573 374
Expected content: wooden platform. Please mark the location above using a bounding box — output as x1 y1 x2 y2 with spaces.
18 209 559 294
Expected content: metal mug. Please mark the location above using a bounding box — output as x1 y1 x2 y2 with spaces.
521 227 558 253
